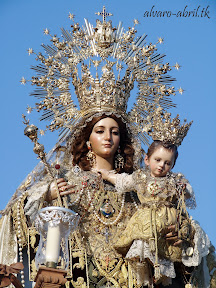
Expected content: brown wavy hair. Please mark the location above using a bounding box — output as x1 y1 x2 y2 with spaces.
71 114 135 173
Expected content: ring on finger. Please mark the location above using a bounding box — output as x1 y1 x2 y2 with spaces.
59 186 67 192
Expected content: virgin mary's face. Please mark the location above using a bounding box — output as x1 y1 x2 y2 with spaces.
89 117 120 161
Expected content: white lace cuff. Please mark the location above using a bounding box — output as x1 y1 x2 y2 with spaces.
182 220 210 267
185 183 196 209
115 173 134 194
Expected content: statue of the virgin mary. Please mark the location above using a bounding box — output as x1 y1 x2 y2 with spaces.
0 7 215 288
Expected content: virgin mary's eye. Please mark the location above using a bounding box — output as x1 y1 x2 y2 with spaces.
94 127 104 134
112 130 119 135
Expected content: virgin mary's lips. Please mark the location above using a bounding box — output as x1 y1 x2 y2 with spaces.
104 144 112 148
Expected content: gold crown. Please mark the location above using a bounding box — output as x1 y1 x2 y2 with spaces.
143 106 193 146
22 6 183 144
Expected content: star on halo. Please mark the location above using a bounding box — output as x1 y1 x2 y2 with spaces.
174 63 181 70
158 37 164 44
27 105 33 114
68 13 75 20
133 19 139 25
178 87 184 95
20 77 26 85
27 48 33 55
44 28 50 35
39 129 45 136
116 63 123 70
92 60 101 69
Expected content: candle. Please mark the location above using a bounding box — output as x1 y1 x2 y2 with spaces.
45 224 61 263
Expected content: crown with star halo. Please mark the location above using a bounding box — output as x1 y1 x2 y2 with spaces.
22 6 184 145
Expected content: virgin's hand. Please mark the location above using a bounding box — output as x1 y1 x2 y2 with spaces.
165 225 183 246
48 178 76 201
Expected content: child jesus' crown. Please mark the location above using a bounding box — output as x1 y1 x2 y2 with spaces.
143 106 193 147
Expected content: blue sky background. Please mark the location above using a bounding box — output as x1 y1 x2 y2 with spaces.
1 0 215 246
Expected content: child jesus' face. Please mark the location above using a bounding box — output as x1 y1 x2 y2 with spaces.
144 146 175 177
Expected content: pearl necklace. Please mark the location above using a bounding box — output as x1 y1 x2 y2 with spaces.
17 194 25 287
130 191 139 209
70 187 84 204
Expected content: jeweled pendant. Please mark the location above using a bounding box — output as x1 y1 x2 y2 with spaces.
100 201 115 218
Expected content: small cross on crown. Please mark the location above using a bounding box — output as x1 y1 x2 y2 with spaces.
95 6 113 22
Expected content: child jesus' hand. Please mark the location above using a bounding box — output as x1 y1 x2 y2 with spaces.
97 169 117 185
165 225 183 246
